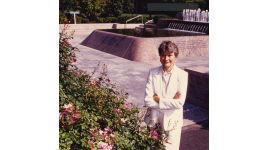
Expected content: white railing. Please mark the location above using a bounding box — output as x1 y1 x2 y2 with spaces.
126 15 143 24
144 19 153 24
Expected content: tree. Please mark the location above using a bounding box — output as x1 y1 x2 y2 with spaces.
105 0 124 17
59 0 79 13
123 0 135 14
77 0 106 19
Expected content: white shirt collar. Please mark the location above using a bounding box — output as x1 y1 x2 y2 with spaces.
162 65 175 75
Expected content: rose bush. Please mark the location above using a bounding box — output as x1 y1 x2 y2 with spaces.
59 25 168 150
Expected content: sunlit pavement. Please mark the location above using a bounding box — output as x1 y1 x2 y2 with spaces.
67 29 209 149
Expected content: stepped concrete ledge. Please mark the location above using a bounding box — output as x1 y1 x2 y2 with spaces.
64 27 209 127
59 23 143 31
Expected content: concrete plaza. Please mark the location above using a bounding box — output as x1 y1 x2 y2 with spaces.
66 27 209 127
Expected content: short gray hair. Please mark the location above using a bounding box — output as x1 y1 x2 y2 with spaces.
158 41 179 57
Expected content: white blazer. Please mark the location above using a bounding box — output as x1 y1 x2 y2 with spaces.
144 65 188 130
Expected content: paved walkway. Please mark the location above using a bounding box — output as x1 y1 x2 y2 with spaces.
180 120 209 150
68 29 209 127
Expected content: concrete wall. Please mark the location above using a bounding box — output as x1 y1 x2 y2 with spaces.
185 69 209 110
81 30 209 62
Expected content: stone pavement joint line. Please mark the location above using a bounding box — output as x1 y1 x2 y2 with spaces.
68 29 209 127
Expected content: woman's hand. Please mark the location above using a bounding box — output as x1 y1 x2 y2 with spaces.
153 94 160 103
173 92 181 99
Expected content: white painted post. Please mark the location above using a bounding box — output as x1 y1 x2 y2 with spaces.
74 13 76 24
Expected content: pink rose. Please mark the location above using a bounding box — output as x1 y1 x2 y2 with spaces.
88 140 95 148
75 72 80 76
124 102 131 109
89 129 96 136
59 112 62 120
153 131 158 139
162 139 166 145
149 131 154 136
104 128 111 132
112 109 121 114
110 133 116 138
149 131 158 139
73 110 79 118
63 103 73 112
98 141 108 148
104 135 109 140
70 117 76 123
107 145 113 150
65 109 72 113
63 103 72 109
99 129 104 135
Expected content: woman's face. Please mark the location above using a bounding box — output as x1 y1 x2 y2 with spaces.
160 52 177 69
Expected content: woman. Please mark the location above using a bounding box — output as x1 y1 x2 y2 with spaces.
144 41 188 149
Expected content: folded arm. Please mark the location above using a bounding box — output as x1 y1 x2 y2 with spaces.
157 72 188 110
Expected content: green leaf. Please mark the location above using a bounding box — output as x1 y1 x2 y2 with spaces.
67 141 73 145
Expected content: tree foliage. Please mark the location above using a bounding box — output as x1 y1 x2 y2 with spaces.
105 0 124 17
59 0 79 13
59 0 107 20
123 0 135 14
77 0 106 19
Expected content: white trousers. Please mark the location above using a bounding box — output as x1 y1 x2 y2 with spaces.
157 112 182 150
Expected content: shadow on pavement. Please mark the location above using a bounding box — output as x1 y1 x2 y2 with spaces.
196 119 209 130
180 120 209 150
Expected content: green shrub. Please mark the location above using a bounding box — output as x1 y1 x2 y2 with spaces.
97 17 118 23
97 17 105 23
59 25 169 150
60 13 67 18
70 14 82 24
153 14 173 24
59 13 67 24
118 16 128 23
60 18 66 24
137 17 148 24
117 16 148 24
99 12 108 18
106 17 118 23
118 16 138 23
81 18 89 23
